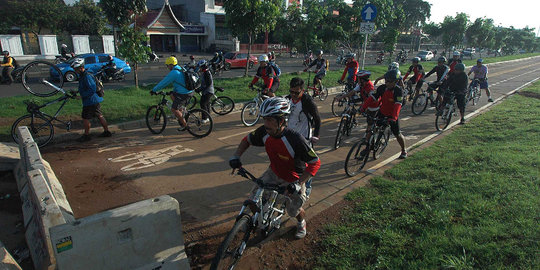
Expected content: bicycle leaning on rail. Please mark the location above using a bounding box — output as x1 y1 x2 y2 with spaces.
145 91 213 138
211 167 289 270
344 113 391 176
240 84 270 127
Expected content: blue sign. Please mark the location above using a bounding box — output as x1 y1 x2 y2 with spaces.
361 4 377 22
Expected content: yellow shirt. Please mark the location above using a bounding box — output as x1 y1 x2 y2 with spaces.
1 57 13 67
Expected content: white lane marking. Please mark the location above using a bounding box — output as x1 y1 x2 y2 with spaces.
98 137 160 153
110 145 194 172
218 129 255 140
401 116 411 121
317 147 333 154
389 134 418 142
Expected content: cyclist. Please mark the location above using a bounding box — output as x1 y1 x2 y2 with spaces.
374 62 404 88
467 58 493 102
303 50 327 96
187 55 196 70
229 97 321 239
442 63 468 124
151 56 193 131
210 52 221 72
336 70 374 103
361 69 408 159
286 77 322 197
249 54 279 97
403 57 425 100
1 50 14 84
70 58 111 142
424 56 450 106
338 53 359 90
447 51 462 74
268 51 275 62
196 60 213 124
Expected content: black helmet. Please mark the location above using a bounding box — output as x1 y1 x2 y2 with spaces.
438 56 447 63
384 69 401 82
2 50 8 55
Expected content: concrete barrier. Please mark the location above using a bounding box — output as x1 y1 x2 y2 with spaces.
0 241 22 270
50 195 190 270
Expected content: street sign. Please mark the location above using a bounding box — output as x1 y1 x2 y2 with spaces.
360 22 376 34
361 4 377 22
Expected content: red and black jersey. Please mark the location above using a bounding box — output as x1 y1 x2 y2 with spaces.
448 58 462 73
244 126 321 183
404 64 425 81
340 60 359 81
251 65 276 89
363 85 403 121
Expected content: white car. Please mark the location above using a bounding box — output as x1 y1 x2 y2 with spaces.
417 50 434 61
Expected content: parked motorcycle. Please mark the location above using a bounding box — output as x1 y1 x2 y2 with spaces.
54 52 75 64
94 65 125 82
395 51 408 63
148 51 159 62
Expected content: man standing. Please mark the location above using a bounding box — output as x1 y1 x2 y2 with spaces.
229 97 321 239
196 60 213 124
151 56 193 131
71 58 111 142
1 51 14 84
468 59 493 102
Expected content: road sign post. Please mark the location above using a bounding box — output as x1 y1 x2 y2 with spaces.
360 4 377 69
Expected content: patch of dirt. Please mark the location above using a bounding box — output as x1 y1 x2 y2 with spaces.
185 199 353 270
518 91 540 99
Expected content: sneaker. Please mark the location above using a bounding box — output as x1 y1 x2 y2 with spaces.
99 130 112 137
295 220 307 239
76 134 91 142
201 119 210 124
177 125 188 132
459 118 466 125
399 150 407 159
488 98 493 102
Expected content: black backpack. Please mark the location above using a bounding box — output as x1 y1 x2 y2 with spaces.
90 74 104 97
10 56 20 68
175 66 200 90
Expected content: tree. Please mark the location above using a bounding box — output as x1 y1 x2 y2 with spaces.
7 0 67 35
99 0 147 54
223 0 281 76
65 0 107 35
440 13 469 52
465 17 495 56
117 26 150 88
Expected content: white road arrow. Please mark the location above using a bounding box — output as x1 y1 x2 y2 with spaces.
364 7 375 20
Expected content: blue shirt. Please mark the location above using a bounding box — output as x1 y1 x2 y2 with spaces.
152 65 192 94
78 71 103 106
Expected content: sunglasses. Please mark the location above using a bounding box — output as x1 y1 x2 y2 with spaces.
289 90 302 95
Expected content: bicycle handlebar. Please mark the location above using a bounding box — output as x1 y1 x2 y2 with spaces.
234 167 286 193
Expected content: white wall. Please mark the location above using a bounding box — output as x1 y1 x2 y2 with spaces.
0 35 24 56
200 12 215 49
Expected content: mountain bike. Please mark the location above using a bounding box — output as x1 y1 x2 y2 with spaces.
466 79 481 106
185 87 235 115
412 82 440 115
20 61 65 97
145 91 213 138
305 71 328 101
435 92 456 131
334 100 359 149
241 85 270 127
211 167 288 270
344 113 390 176
331 80 355 117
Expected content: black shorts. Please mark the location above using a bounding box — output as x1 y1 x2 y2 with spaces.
81 103 102 119
269 79 280 93
389 119 401 137
455 94 466 111
408 77 424 88
171 92 194 110
314 74 325 85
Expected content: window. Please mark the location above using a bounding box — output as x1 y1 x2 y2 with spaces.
224 52 235 59
98 55 110 63
85 56 96 64
237 54 247 59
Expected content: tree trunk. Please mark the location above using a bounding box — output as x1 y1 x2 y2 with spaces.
264 30 269 53
245 33 252 77
134 62 139 88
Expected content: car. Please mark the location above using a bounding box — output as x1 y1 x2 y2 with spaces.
223 52 258 70
54 53 132 82
416 50 434 61
462 48 475 56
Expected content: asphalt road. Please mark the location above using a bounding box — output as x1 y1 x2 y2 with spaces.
36 56 540 259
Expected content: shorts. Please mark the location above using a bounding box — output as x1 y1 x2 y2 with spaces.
314 74 325 85
408 77 424 88
389 118 401 137
455 93 466 111
250 168 308 217
429 82 446 94
472 79 489 89
81 103 102 119
171 92 194 110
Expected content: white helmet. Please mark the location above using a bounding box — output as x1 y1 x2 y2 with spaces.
260 97 290 118
453 51 460 56
388 62 400 71
61 44 67 48
258 54 269 62
70 58 85 68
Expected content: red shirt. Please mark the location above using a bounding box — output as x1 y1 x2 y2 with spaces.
363 85 403 121
251 65 276 89
404 64 425 81
340 60 359 81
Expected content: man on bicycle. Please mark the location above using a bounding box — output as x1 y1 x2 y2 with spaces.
361 69 408 159
374 62 405 88
151 56 193 131
447 51 462 74
229 97 321 239
336 70 374 103
249 54 279 97
338 53 359 89
196 60 213 124
424 56 450 106
403 57 425 100
467 58 493 102
70 58 111 142
303 50 327 96
442 63 468 124
1 51 14 84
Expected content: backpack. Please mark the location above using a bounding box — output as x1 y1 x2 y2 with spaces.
10 56 20 68
90 74 104 97
269 62 281 77
176 66 200 90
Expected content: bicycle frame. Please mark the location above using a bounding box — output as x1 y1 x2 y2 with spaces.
31 80 74 128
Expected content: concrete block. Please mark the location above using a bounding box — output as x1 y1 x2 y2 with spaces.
39 161 74 221
0 142 20 171
0 240 22 270
50 195 190 270
14 161 27 192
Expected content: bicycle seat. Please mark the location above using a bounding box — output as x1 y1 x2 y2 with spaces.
24 101 40 113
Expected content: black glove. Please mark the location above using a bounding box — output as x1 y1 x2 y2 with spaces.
229 156 242 169
287 183 301 194
150 91 155 96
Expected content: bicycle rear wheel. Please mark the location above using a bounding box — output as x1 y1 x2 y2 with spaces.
318 85 328 101
211 215 252 270
241 101 260 127
373 127 391 160
145 105 167 134
334 115 348 149
412 93 428 115
211 96 235 115
331 97 345 117
186 96 197 110
11 114 54 147
345 140 370 177
186 108 213 138
22 61 64 97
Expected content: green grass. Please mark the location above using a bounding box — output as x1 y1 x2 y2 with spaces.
0 52 538 142
315 81 540 269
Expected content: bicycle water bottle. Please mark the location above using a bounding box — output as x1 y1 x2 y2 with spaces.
166 100 172 109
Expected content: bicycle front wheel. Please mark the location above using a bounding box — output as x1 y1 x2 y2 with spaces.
211 215 252 270
11 114 54 147
345 140 369 177
435 107 452 131
186 108 213 138
373 127 391 160
472 88 481 106
331 98 345 117
211 96 235 115
22 61 64 97
145 105 167 134
241 101 260 127
334 115 349 149
412 93 428 115
318 85 328 101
